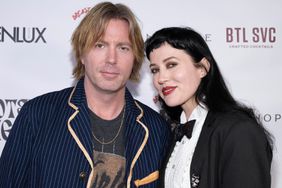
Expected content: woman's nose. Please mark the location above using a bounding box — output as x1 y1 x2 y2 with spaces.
157 70 169 85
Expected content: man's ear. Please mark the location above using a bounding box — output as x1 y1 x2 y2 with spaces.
80 57 85 65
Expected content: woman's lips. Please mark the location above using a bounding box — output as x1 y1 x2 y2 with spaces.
162 86 176 96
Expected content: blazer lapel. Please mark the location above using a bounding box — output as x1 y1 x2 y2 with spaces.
124 89 149 187
124 89 144 162
67 79 93 167
190 111 217 188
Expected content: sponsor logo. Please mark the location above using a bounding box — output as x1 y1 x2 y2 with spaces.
0 26 47 43
72 7 91 21
204 33 212 42
0 99 28 141
259 113 281 124
225 27 277 48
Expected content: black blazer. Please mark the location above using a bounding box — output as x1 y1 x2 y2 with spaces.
161 110 272 188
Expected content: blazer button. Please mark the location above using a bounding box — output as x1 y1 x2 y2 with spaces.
79 171 87 180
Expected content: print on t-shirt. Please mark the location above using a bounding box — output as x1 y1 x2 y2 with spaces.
90 151 126 188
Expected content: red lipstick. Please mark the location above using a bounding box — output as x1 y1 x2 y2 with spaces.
162 86 176 96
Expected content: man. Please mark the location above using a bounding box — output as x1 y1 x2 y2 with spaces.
0 2 171 188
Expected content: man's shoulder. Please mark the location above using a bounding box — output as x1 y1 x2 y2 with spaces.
24 86 73 107
134 100 160 116
134 100 169 125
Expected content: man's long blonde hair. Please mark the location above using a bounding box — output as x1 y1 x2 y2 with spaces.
71 2 144 82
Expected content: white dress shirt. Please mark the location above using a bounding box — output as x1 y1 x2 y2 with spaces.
165 104 208 188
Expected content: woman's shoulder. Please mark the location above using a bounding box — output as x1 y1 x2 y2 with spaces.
215 110 255 122
206 110 272 161
208 110 264 137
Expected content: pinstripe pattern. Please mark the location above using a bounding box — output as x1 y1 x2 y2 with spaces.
0 78 171 188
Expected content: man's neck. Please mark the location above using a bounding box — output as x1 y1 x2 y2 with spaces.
85 84 126 120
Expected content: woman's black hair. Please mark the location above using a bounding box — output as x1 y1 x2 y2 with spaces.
145 27 273 146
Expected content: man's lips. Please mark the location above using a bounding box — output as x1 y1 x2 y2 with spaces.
162 86 176 96
101 71 119 75
101 71 119 79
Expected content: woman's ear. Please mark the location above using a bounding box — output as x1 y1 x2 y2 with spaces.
199 57 210 77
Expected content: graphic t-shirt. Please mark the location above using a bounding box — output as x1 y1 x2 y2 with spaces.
89 108 126 188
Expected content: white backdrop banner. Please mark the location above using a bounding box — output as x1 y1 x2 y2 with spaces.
0 0 281 187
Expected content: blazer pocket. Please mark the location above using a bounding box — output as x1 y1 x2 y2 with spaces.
134 171 159 187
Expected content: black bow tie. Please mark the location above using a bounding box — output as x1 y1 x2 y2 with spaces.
174 120 196 141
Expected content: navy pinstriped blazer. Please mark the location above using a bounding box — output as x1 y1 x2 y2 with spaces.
0 78 171 188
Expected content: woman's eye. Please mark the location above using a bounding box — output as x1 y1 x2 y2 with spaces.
167 63 177 68
150 68 159 74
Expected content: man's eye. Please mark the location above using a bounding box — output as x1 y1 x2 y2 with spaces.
119 46 130 51
95 43 104 48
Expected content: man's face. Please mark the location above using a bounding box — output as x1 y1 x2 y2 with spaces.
81 19 134 95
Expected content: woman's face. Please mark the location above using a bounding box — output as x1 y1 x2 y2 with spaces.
149 43 205 110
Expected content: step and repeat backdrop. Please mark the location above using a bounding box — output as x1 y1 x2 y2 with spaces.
0 0 281 187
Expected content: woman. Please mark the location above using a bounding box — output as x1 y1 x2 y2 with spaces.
145 27 273 188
